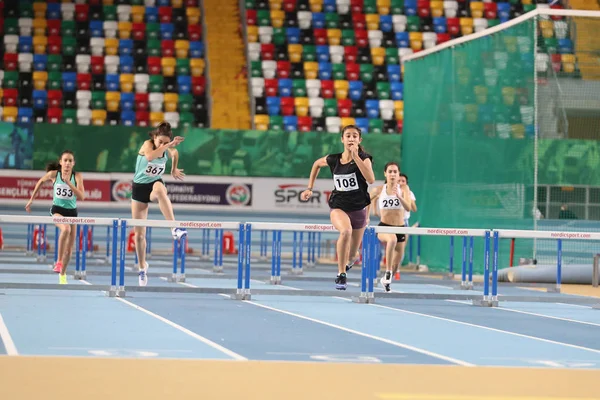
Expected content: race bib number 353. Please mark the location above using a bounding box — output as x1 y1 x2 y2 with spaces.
55 184 74 199
333 173 359 192
144 162 165 177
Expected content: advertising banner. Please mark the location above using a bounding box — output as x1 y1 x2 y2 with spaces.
0 176 111 202
252 178 383 214
111 178 252 207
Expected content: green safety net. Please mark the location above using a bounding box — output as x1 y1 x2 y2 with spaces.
402 19 538 273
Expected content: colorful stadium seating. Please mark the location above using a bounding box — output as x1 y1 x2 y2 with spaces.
1 0 207 129
246 0 577 134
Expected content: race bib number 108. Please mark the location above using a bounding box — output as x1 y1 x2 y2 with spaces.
333 173 359 192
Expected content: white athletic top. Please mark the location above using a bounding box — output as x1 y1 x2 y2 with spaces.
378 184 404 211
404 190 416 220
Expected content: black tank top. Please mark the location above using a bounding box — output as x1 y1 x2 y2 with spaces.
326 151 372 212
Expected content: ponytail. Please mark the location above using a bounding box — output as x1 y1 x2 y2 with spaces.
46 161 61 171
46 150 75 172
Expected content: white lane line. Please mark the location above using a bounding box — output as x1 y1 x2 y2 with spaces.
0 313 18 356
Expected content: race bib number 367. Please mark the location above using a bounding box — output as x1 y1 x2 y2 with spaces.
333 173 359 192
144 162 165 177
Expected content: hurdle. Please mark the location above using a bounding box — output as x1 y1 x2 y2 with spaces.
118 218 245 298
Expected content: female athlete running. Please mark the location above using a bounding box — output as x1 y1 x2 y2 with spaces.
131 121 187 286
368 162 413 292
300 125 375 290
25 150 85 284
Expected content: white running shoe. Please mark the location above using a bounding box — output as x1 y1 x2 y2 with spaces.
380 271 392 293
171 228 187 241
138 262 149 287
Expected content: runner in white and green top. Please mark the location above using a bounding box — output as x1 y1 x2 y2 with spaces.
26 150 86 285
130 121 187 287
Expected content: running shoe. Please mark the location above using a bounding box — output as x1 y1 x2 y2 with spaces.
345 255 360 271
335 273 347 290
138 262 149 286
53 261 62 273
59 274 67 285
171 228 187 241
380 271 392 293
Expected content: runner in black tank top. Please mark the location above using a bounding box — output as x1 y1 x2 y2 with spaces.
300 125 375 290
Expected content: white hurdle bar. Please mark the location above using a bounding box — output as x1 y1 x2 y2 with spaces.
119 219 247 299
0 214 119 282
495 229 600 295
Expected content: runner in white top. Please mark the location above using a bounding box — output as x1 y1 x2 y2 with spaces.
367 162 413 292
398 172 417 270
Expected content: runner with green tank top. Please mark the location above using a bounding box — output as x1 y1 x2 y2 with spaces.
130 121 187 287
26 150 86 285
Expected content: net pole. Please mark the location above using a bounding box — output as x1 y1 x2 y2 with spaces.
533 13 539 261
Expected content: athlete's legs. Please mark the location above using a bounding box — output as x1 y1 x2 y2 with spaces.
60 223 78 275
131 200 149 272
392 241 406 276
377 233 397 273
149 181 186 240
52 212 71 273
149 181 175 220
330 209 353 275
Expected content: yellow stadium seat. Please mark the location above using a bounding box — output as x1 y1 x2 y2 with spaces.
327 29 341 46
3 107 17 123
303 61 318 80
150 112 165 126
309 0 323 13
254 114 269 130
288 44 303 63
103 0 115 5
270 0 283 10
247 26 259 42
120 74 134 92
190 59 205 77
502 87 516 106
371 47 385 66
33 36 47 54
511 124 525 139
431 1 444 17
341 117 355 127
106 92 121 112
470 2 484 18
377 0 391 15
270 10 285 28
366 14 380 30
164 93 179 112
104 38 119 56
465 104 478 123
172 0 184 7
561 54 576 73
33 71 48 90
295 97 309 117
186 8 201 25
92 110 107 126
474 85 488 104
175 40 190 59
334 80 349 99
131 6 145 23
394 101 404 120
33 19 47 36
33 3 47 19
540 20 554 38
161 57 176 77
118 21 132 40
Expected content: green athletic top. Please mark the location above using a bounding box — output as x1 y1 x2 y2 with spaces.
133 149 169 184
53 171 77 209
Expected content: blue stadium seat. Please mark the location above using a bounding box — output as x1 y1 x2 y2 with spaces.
366 100 380 119
18 107 33 123
121 111 136 126
312 13 326 29
120 92 135 111
33 54 47 71
317 46 330 62
278 79 293 97
177 75 191 93
267 96 281 115
189 42 204 58
349 81 364 101
33 90 47 109
284 116 298 131
391 82 403 101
